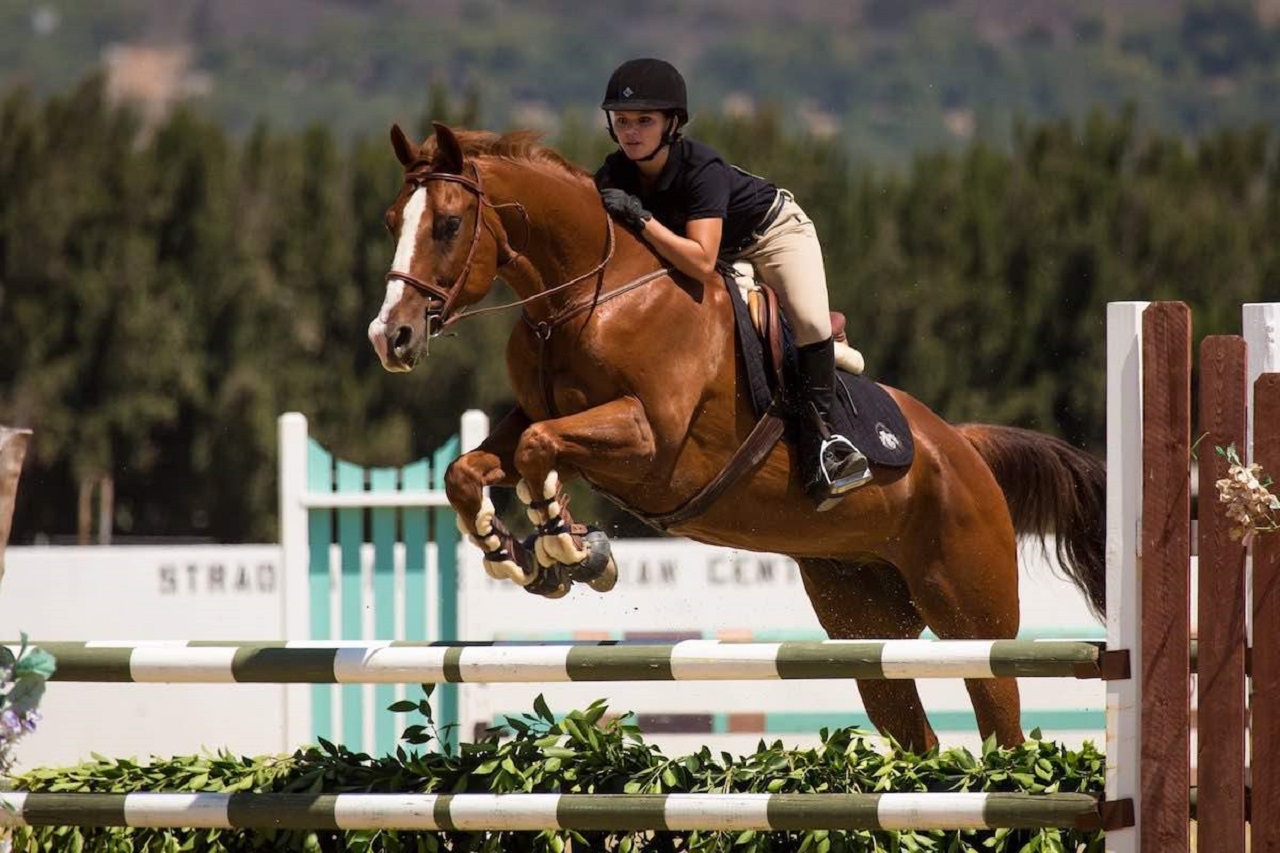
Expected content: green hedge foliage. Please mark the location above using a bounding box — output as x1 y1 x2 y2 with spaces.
8 695 1105 852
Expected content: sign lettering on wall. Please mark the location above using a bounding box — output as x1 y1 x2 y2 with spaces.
158 561 279 595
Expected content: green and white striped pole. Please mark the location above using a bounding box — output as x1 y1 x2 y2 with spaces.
0 792 1103 832
10 639 1103 683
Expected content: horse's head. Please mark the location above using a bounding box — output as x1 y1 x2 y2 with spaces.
369 122 506 372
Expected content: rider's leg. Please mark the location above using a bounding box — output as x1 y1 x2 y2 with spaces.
794 336 872 507
739 193 872 508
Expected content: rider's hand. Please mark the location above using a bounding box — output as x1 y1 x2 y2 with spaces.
599 188 652 231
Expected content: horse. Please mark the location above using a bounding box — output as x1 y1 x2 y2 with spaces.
367 121 1106 753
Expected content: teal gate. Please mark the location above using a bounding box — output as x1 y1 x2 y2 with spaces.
278 411 488 755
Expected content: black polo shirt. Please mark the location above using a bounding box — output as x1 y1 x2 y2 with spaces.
595 138 778 256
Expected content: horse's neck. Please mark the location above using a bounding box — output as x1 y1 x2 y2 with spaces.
484 161 652 308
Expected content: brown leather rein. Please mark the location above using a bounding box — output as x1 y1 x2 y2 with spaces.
385 162 665 335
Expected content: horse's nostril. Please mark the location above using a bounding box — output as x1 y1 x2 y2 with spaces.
391 325 413 355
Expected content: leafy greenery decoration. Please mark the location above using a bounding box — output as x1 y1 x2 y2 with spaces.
8 688 1105 852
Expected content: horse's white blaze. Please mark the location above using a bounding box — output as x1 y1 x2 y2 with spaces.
392 186 428 278
368 186 428 363
377 279 407 326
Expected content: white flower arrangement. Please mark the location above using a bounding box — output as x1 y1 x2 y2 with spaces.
1216 443 1280 546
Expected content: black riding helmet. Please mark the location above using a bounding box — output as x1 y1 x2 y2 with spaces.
601 58 688 158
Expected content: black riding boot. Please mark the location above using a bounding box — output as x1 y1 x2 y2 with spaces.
794 337 872 510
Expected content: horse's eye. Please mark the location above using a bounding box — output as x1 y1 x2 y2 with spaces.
435 215 463 242
383 209 397 235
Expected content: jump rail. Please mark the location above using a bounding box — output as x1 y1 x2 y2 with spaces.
10 639 1104 683
0 791 1103 832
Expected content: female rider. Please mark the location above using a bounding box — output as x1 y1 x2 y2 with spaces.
594 57 871 509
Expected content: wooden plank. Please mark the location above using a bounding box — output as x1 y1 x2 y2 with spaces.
306 439 335 742
432 435 461 747
1140 302 1191 852
336 461 366 751
1252 373 1280 849
401 459 430 644
0 427 32 580
1195 336 1248 853
1106 302 1148 853
369 467 399 755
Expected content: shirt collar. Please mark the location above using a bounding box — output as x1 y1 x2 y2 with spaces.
652 139 685 192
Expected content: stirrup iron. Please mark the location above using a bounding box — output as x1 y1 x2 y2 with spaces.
819 433 872 495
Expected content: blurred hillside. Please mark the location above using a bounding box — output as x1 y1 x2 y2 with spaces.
3 0 1279 164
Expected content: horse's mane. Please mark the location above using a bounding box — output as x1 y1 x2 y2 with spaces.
419 129 593 183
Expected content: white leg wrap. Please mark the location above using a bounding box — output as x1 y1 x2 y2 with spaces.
474 497 497 536
533 535 557 569
531 470 587 565
511 472 588 582
544 532 587 566
461 497 533 586
517 478 547 526
490 558 535 586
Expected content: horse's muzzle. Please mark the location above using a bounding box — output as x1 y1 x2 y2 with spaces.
368 318 416 372
390 323 418 365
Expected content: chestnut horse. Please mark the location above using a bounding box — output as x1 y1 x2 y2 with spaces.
368 122 1106 752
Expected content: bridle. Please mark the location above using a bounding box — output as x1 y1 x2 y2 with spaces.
384 161 619 333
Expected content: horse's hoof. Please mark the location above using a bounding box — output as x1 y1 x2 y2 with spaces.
531 579 571 599
523 562 571 599
581 529 618 592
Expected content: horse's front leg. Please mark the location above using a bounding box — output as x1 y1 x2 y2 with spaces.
512 396 656 594
444 406 544 588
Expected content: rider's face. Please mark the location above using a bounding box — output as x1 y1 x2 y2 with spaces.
610 110 668 160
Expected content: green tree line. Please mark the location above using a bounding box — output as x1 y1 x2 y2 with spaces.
1 75 1276 543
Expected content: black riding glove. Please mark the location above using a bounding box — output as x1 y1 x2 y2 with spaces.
599 188 652 231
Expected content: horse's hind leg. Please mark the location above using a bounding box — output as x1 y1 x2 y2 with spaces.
797 558 938 753
903 534 1025 748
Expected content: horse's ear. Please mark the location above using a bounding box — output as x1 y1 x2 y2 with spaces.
390 124 416 167
431 121 465 175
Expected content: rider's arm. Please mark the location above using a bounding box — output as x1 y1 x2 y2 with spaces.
639 216 722 283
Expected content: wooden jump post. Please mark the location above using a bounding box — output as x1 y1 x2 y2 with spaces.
0 424 32 585
1107 301 1280 853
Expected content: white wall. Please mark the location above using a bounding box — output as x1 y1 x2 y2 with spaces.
1 537 1103 769
0 545 298 769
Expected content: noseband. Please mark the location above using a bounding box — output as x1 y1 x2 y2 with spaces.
384 162 617 333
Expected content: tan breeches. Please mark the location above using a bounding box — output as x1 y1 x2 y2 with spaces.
727 193 833 347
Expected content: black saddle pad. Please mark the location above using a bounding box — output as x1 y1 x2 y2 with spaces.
831 372 914 468
724 272 914 469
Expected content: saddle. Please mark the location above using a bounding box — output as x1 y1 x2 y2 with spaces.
638 265 914 530
724 263 914 469
729 260 861 391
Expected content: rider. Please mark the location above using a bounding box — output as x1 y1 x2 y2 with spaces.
594 57 872 510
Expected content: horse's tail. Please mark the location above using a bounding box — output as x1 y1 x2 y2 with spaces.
958 424 1107 623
